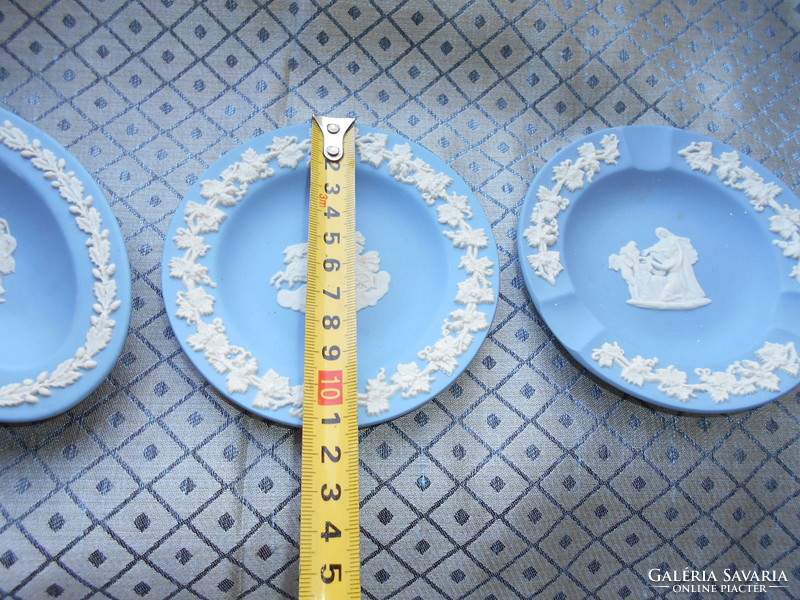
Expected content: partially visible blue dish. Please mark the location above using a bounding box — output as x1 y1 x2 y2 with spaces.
163 125 499 427
518 125 800 413
0 109 131 422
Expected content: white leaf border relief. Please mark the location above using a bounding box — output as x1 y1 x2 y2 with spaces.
169 131 495 418
524 133 800 404
523 133 621 285
0 119 123 406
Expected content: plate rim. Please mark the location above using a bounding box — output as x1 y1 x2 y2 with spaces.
517 124 800 414
163 124 500 427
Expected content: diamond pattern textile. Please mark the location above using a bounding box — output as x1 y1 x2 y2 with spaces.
1 1 799 598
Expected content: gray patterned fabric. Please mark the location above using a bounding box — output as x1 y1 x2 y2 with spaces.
1 1 798 599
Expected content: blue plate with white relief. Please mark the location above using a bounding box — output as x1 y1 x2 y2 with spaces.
0 109 131 422
519 126 800 413
163 125 499 427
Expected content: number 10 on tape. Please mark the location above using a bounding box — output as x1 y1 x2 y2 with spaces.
299 116 360 600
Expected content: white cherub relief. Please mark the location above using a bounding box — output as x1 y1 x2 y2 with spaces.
269 242 308 290
609 227 711 310
270 231 390 313
0 218 17 303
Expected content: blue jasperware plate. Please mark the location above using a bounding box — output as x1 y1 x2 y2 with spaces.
519 125 800 414
163 125 499 427
0 109 131 422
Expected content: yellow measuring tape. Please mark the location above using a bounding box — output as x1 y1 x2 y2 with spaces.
299 115 360 600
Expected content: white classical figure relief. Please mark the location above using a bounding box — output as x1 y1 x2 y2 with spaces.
609 227 711 310
0 218 17 302
270 231 391 313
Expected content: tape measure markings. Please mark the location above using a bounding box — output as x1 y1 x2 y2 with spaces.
299 115 360 600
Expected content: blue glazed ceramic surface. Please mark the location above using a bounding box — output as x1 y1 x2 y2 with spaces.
0 109 131 422
163 125 499 427
519 125 800 413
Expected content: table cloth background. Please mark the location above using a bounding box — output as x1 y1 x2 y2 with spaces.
1 1 798 598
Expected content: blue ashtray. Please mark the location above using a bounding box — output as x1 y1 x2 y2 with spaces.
518 125 800 413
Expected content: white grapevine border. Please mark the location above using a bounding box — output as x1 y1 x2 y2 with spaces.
169 131 496 418
0 119 123 406
678 141 800 282
523 132 800 403
592 340 799 404
523 133 621 285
